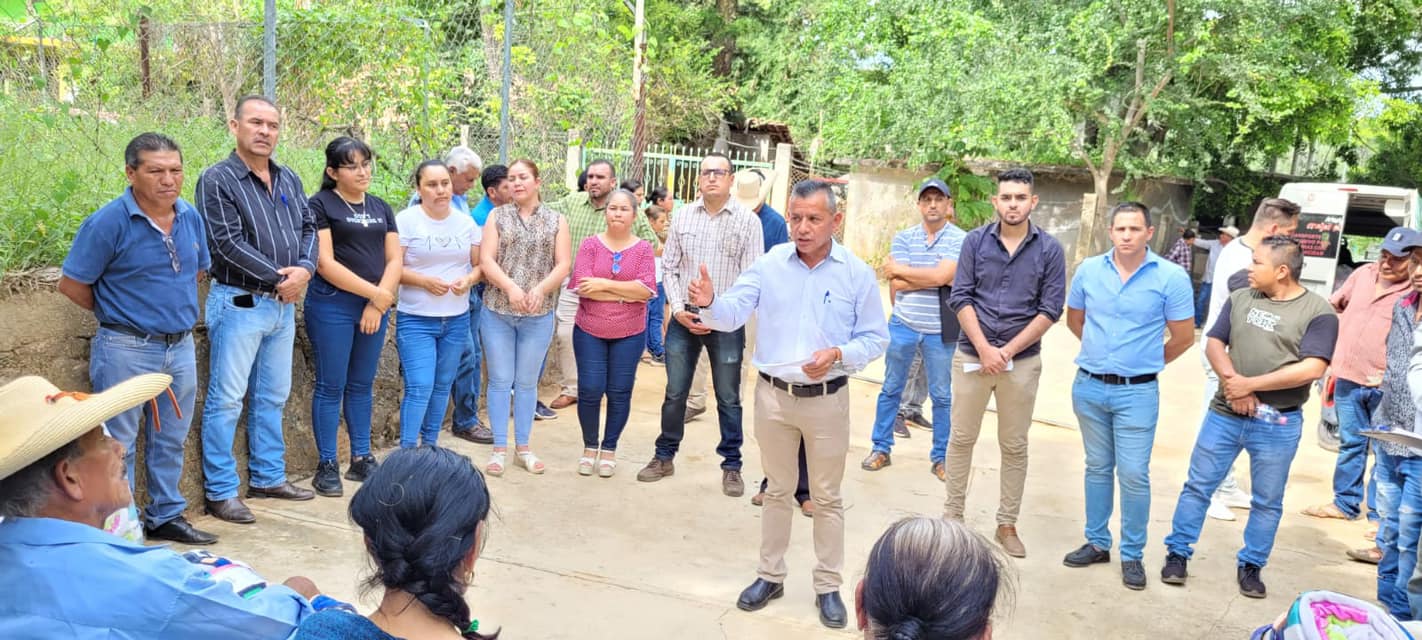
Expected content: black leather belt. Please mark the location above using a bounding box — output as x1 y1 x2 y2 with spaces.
100 323 190 346
1082 369 1157 385
759 373 848 398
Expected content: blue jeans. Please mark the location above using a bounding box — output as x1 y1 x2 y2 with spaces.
1376 449 1422 619
645 282 665 357
656 321 745 470
304 278 387 462
1072 372 1160 561
481 307 555 448
452 291 485 432
870 317 953 462
200 282 296 501
395 311 468 448
1164 408 1302 567
1333 378 1382 521
899 349 928 414
91 327 197 527
1194 281 1211 328
573 326 644 450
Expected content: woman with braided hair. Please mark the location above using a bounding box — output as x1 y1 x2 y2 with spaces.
295 446 498 639
855 517 1011 640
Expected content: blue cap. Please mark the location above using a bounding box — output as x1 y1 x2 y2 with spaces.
1380 227 1422 256
917 177 951 199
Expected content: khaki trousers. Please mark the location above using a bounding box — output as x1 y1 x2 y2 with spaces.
754 376 849 593
943 352 1043 525
551 284 579 397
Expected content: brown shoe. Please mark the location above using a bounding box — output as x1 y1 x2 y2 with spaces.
861 451 891 471
800 500 815 518
931 461 945 482
637 458 675 482
549 394 577 410
204 498 256 524
751 491 765 507
995 524 1027 558
723 469 745 497
247 481 316 501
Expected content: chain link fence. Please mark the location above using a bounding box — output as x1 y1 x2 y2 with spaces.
0 5 639 278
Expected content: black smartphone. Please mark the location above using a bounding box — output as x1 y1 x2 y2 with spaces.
233 294 256 308
683 303 703 324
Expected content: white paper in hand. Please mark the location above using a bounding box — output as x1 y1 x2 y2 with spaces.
963 360 1014 374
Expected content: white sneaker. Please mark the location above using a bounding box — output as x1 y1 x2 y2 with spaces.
1217 486 1253 510
1207 498 1237 521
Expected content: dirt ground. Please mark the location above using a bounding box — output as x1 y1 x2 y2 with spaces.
186 323 1376 639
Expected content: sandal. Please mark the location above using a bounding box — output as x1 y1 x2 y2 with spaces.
487 451 506 477
597 451 617 478
578 450 597 476
515 450 546 475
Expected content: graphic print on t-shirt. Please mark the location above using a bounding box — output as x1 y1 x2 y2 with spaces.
1246 307 1281 332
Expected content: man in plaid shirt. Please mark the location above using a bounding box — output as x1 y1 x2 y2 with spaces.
1165 229 1195 273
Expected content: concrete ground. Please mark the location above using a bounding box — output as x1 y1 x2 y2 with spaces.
184 323 1377 639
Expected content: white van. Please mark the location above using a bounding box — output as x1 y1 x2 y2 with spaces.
1278 183 1421 296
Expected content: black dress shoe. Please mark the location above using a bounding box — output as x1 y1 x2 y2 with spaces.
145 516 218 545
736 578 784 612
204 498 256 524
247 481 316 501
312 460 343 497
816 591 847 629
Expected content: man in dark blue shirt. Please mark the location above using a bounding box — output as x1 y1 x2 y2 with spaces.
59 133 217 546
942 168 1066 559
195 95 318 524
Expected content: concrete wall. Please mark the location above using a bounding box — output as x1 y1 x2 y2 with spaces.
0 283 407 509
842 163 1196 270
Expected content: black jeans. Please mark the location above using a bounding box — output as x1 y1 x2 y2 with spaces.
655 321 745 470
760 439 811 503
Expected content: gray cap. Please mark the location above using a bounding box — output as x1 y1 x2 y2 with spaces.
1381 226 1422 255
917 177 951 198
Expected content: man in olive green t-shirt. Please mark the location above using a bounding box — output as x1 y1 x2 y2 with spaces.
1161 235 1337 600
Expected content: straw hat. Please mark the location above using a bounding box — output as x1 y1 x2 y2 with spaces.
0 373 172 480
732 168 775 212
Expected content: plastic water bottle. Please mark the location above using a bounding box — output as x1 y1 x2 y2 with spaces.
1255 404 1288 425
102 502 144 544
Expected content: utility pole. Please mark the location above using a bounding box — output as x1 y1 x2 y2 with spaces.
262 0 276 100
628 0 648 182
499 0 514 163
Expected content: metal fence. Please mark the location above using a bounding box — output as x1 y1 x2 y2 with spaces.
583 144 774 203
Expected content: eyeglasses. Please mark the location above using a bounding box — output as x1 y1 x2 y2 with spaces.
162 235 180 273
611 251 623 275
700 169 730 178
338 160 373 172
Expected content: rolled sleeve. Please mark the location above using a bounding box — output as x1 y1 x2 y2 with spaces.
1036 240 1067 321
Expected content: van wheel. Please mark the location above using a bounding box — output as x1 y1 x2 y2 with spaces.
1317 416 1341 453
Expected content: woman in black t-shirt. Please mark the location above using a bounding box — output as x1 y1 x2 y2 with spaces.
303 136 401 497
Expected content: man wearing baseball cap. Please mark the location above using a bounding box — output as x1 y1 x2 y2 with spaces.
1304 227 1420 539
862 177 966 481
0 373 321 638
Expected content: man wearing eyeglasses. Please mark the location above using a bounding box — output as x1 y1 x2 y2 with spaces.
1302 227 1418 535
58 132 219 546
638 152 765 497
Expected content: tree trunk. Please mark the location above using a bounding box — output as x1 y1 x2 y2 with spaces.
1074 170 1112 270
712 0 737 77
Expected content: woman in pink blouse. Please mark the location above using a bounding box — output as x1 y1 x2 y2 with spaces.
570 189 657 477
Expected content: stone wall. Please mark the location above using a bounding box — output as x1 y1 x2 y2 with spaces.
0 283 406 509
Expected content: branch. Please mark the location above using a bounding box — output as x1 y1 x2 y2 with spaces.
1382 85 1422 95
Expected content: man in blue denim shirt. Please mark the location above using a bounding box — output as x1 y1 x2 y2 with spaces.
1060 202 1195 591
1162 235 1336 599
0 373 321 639
58 133 216 546
942 168 1066 559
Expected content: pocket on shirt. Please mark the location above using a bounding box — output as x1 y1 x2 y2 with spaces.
817 291 858 342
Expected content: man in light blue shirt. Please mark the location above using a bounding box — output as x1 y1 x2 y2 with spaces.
0 373 321 639
1061 201 1194 591
692 180 888 629
862 178 965 480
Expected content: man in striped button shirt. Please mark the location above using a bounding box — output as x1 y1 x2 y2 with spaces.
637 152 764 496
861 178 965 480
195 94 318 524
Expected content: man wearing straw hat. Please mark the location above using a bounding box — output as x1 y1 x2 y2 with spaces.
0 373 323 637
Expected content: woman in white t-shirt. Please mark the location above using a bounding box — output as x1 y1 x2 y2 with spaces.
394 160 482 448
